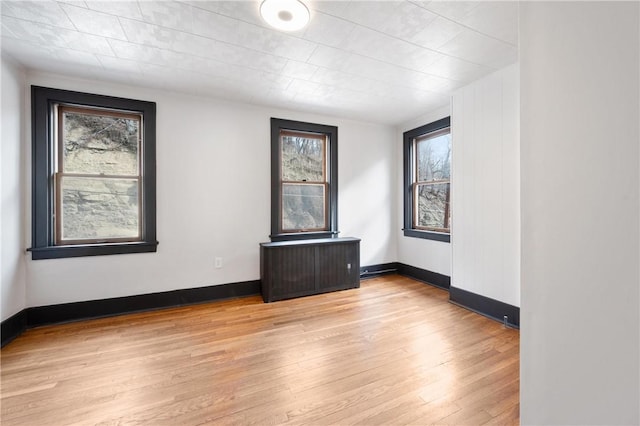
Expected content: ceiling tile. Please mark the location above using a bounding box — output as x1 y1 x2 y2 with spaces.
1 1 75 29
107 39 194 71
288 79 324 95
379 2 440 40
342 1 439 40
342 26 442 72
338 53 437 89
340 1 404 28
427 54 492 82
241 28 318 63
437 28 517 69
96 54 142 73
2 37 59 61
59 3 127 40
218 66 293 91
189 55 244 78
420 1 481 21
184 34 289 73
57 1 87 7
302 12 355 47
2 15 114 56
311 67 379 93
138 1 194 32
418 74 463 94
119 17 181 49
310 1 353 16
192 7 317 62
408 16 465 50
281 60 319 80
191 6 237 40
459 1 518 45
52 44 103 66
85 1 144 21
3 37 103 71
306 45 351 70
187 1 264 27
1 20 18 38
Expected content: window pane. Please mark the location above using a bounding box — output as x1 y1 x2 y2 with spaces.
416 182 450 230
416 132 451 182
281 133 325 182
62 110 139 175
282 183 326 231
59 176 139 241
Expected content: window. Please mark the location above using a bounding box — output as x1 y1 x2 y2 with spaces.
270 118 338 241
30 86 157 259
403 117 451 242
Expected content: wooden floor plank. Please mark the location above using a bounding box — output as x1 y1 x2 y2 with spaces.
1 275 519 425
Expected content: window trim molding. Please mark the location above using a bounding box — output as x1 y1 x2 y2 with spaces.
30 86 158 260
403 116 451 243
270 118 338 242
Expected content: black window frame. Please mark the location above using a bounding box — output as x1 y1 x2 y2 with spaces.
403 116 451 243
270 118 338 242
30 86 158 260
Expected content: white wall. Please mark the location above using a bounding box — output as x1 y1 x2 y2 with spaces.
1 54 27 322
451 63 520 307
396 105 452 276
520 2 639 424
23 71 397 307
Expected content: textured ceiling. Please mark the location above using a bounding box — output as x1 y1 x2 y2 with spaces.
1 1 518 125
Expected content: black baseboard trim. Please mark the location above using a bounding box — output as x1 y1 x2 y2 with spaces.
360 262 398 279
396 263 450 290
1 280 261 348
28 280 261 328
1 310 28 348
449 286 520 328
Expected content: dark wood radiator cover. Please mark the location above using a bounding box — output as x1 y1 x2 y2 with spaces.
260 237 361 302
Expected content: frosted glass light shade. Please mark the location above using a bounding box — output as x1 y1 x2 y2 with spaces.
260 0 310 32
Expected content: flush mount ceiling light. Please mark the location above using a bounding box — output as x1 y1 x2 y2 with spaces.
260 0 310 32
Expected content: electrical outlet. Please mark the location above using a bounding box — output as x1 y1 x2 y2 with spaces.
215 257 223 269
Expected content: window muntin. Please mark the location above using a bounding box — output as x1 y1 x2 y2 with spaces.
413 129 451 232
280 130 328 233
30 86 157 260
270 118 338 242
403 117 451 242
55 106 143 244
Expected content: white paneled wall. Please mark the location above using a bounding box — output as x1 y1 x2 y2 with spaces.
451 63 519 306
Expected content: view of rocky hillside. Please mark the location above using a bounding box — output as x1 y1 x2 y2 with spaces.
60 112 140 241
417 183 450 229
416 133 451 230
281 135 326 230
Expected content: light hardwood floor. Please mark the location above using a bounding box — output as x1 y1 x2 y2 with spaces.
0 275 519 425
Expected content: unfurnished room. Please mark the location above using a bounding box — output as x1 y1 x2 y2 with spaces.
1 1 639 425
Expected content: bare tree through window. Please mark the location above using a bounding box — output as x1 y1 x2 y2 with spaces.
414 129 451 232
280 131 328 231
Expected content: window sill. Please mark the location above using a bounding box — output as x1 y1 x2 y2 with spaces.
402 229 450 243
270 231 338 242
28 241 159 260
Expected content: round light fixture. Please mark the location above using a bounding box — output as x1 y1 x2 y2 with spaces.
260 0 310 32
